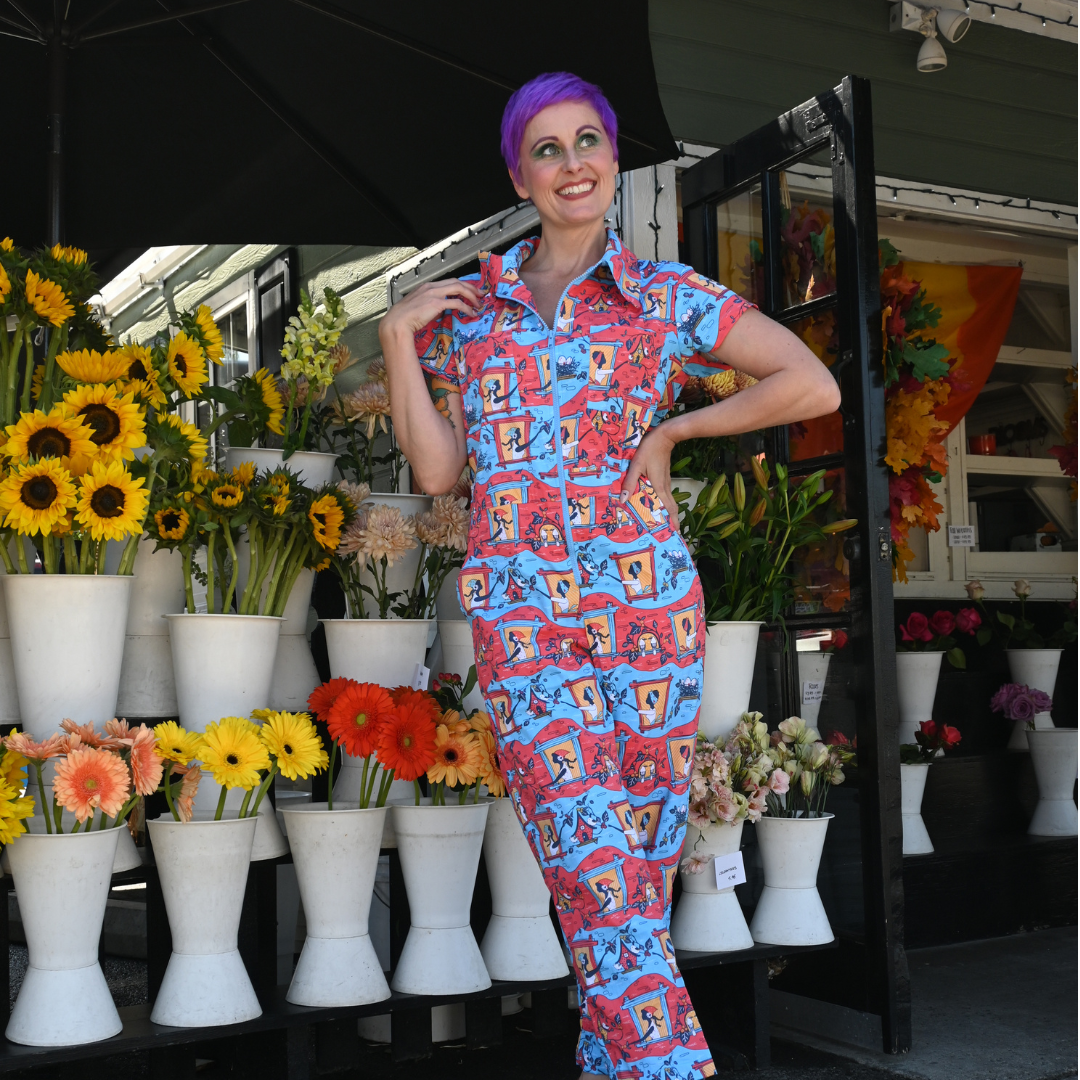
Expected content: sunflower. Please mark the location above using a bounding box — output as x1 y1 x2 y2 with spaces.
63 383 146 463
258 711 327 781
309 493 345 551
197 717 270 790
268 494 289 516
327 682 396 759
50 244 88 266
0 459 77 535
3 405 97 472
25 270 74 327
166 332 208 397
117 343 167 408
0 264 11 304
376 699 439 782
426 726 482 788
57 348 128 384
231 460 255 487
153 720 201 765
158 413 208 466
75 459 149 541
193 305 224 364
154 505 191 542
210 482 244 510
251 368 285 435
307 677 355 722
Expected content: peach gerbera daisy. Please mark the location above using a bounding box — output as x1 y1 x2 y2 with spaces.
5 731 66 761
426 727 482 789
104 718 133 742
60 718 119 749
307 677 355 722
129 725 165 796
171 762 201 822
52 747 131 823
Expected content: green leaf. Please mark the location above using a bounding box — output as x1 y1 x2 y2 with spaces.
903 339 951 383
976 628 992 647
200 385 242 409
946 648 966 670
996 611 1016 630
227 420 255 449
463 665 478 699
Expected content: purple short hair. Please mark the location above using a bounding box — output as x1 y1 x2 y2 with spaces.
500 72 619 184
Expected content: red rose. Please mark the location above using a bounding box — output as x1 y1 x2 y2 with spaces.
918 719 939 740
941 725 962 746
832 630 849 651
929 610 955 637
900 612 932 643
955 608 981 635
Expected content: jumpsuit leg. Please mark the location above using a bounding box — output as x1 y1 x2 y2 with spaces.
475 608 715 1080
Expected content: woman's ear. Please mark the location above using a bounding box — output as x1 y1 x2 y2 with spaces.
510 169 531 202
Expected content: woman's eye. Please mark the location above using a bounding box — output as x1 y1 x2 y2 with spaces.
579 133 600 148
536 143 561 158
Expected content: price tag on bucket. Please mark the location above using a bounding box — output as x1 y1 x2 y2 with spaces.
411 663 430 691
714 851 746 890
802 680 825 705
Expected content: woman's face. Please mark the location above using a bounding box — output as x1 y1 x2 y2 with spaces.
512 100 618 229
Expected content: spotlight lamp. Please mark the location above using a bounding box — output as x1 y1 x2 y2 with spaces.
936 8 972 41
917 32 949 70
890 2 959 72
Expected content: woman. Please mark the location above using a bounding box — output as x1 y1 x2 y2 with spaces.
381 71 838 1080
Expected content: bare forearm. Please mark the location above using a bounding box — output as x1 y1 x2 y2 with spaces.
382 327 465 494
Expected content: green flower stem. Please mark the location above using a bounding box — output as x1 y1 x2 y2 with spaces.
118 456 162 577
472 776 482 804
18 332 36 415
361 757 381 810
243 525 279 616
15 537 28 575
413 779 421 806
250 762 278 817
213 783 228 821
375 768 395 808
113 794 139 827
63 533 77 577
3 322 28 427
95 539 107 575
163 768 179 821
33 761 52 834
221 525 240 613
53 787 63 833
326 741 338 811
358 754 370 811
181 543 196 613
238 524 263 615
238 786 254 819
0 538 15 575
205 532 217 613
97 808 109 830
41 534 56 574
199 406 243 440
36 325 64 412
268 547 307 619
78 536 91 575
263 530 298 616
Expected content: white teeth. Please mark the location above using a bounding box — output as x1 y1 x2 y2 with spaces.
558 182 595 195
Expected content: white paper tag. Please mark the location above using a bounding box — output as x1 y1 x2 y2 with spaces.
948 525 975 548
714 850 747 890
802 680 825 705
411 663 430 691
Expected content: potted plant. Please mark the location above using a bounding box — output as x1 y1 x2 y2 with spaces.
679 459 856 742
733 716 854 946
967 579 1075 750
670 716 789 953
894 607 981 744
2 721 163 1046
899 719 962 855
797 629 847 728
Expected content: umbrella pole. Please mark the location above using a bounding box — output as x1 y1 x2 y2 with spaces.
46 1 66 247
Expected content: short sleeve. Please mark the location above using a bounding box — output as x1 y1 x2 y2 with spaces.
413 310 460 388
672 270 755 373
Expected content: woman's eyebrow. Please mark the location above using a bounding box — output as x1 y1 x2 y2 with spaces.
576 124 601 135
529 135 558 152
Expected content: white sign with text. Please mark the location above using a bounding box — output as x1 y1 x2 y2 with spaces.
411 663 430 691
714 850 747 890
802 680 825 705
948 525 976 548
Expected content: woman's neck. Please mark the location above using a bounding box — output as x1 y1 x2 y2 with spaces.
521 217 609 278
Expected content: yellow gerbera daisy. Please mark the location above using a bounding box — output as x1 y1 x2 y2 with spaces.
0 459 77 535
258 711 328 781
153 720 201 765
166 332 208 397
197 717 270 790
194 305 224 364
154 505 190 541
309 493 345 551
0 777 34 845
159 414 208 466
57 348 128 384
210 482 244 509
3 405 98 474
63 383 146 463
116 343 167 408
231 460 255 487
252 368 285 435
75 460 149 541
0 264 10 303
49 244 88 267
25 270 74 327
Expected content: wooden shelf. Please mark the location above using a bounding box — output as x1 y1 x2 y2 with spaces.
995 346 1074 371
962 454 1069 481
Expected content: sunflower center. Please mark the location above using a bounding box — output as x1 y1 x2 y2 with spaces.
128 359 149 380
90 485 126 518
161 510 181 532
22 476 57 509
174 354 188 377
227 754 239 766
27 427 71 459
79 404 121 446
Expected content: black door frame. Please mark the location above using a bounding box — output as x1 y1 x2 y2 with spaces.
681 75 910 1054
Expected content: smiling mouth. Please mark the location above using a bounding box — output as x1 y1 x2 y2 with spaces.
556 180 596 197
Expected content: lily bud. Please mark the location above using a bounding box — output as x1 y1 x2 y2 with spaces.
705 474 726 509
748 498 767 527
733 471 746 512
751 455 768 490
822 518 858 534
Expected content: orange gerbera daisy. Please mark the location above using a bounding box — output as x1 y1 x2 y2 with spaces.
52 747 131 823
327 682 396 759
60 718 120 749
475 727 505 798
426 726 483 789
128 725 165 796
4 730 66 761
389 685 442 725
307 677 355 722
376 699 439 782
103 718 134 742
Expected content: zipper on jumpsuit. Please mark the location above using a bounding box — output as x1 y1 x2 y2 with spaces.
518 266 597 588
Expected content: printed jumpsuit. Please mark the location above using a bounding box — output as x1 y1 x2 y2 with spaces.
415 229 751 1080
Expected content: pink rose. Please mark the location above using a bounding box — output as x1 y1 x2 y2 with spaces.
929 610 955 637
955 608 981 635
1030 688 1053 713
990 684 1020 714
900 612 933 643
1008 694 1036 722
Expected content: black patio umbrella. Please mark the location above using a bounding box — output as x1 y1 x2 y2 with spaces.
3 0 678 279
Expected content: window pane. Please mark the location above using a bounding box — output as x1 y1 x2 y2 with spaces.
792 468 851 614
776 145 836 309
219 307 249 387
785 310 841 461
714 184 763 305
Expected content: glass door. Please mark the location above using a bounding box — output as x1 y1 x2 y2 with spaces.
681 76 909 1053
